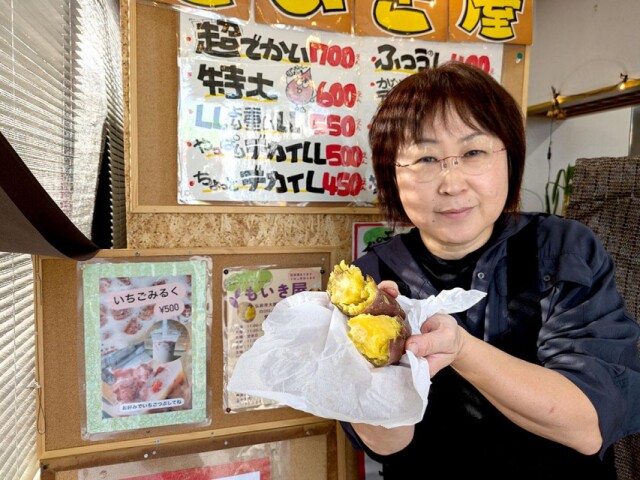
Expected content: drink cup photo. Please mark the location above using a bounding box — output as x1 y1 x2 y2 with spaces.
151 328 180 363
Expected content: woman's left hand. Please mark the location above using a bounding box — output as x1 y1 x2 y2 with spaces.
404 313 466 377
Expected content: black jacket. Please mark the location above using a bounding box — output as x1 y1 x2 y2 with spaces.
342 213 640 479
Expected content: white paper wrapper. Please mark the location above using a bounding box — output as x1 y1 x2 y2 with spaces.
227 288 486 427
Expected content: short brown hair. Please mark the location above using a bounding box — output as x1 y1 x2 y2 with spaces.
369 61 525 225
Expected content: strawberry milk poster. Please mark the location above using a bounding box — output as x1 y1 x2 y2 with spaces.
222 265 322 412
177 10 503 205
80 257 211 436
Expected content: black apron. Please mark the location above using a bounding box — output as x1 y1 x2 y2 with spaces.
381 219 616 479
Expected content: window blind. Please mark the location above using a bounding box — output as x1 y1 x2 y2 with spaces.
0 0 124 478
0 0 71 476
0 253 37 480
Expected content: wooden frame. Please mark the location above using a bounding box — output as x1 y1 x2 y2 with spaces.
39 420 341 479
34 247 348 473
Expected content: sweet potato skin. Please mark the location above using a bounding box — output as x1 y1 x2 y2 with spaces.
365 288 406 319
388 318 411 365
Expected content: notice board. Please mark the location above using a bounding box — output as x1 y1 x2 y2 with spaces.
34 247 352 479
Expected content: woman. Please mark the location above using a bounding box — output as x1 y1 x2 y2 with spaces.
341 62 640 479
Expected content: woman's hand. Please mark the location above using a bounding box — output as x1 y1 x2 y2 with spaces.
376 280 602 455
351 422 415 455
377 280 467 377
406 313 466 377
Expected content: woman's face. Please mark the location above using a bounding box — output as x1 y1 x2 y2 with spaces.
395 110 509 260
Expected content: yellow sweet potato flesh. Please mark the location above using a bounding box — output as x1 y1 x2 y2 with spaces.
348 314 403 367
327 260 382 316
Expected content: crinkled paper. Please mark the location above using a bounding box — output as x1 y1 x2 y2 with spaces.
228 288 486 427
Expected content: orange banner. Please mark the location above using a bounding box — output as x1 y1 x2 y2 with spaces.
254 0 355 34
153 0 532 45
154 0 251 20
448 0 533 44
354 0 448 42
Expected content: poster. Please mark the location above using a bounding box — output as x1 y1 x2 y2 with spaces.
357 36 503 135
222 265 322 412
80 258 210 436
122 457 270 480
254 0 354 33
158 1 533 43
352 222 413 261
177 11 503 205
77 439 295 479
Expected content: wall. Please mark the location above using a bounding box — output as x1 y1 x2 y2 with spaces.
522 0 640 212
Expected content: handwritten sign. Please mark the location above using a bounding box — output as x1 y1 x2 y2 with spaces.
449 0 533 44
177 11 503 204
255 0 354 33
153 1 532 44
355 0 448 41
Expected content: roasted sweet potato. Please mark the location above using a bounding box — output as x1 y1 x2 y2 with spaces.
327 261 409 367
327 260 405 318
347 313 410 367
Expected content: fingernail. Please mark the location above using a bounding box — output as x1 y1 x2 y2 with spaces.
406 343 418 355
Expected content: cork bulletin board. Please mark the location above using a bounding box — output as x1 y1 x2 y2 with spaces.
34 247 337 462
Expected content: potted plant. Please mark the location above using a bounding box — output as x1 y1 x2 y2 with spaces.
545 163 575 216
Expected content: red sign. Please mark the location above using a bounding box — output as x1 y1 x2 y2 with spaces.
123 457 271 480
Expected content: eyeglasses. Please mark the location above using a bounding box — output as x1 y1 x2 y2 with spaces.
395 146 507 183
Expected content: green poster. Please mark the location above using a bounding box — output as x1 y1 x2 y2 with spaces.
80 257 210 437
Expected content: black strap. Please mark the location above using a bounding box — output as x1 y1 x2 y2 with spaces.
504 217 542 363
